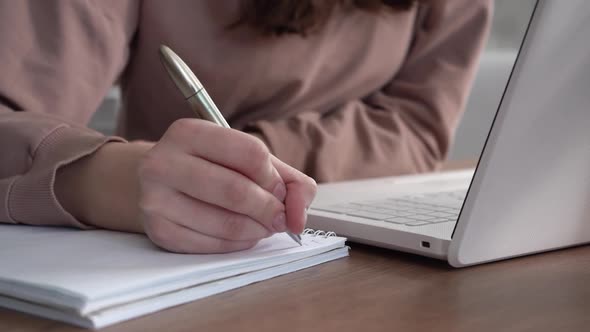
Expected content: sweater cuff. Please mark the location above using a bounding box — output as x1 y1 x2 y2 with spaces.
6 125 125 228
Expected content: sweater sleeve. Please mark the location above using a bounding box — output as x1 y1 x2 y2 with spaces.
245 0 493 182
0 0 139 227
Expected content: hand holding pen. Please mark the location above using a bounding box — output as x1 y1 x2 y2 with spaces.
132 45 316 253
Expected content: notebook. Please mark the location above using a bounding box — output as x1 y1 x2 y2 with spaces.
0 224 348 329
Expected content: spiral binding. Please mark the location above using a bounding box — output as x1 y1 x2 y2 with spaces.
302 228 337 238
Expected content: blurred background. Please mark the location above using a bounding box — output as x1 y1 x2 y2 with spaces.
89 0 538 162
449 0 536 160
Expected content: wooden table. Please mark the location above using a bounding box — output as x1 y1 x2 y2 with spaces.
3 161 590 332
4 244 590 332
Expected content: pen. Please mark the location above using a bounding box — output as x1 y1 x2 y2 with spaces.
158 45 302 247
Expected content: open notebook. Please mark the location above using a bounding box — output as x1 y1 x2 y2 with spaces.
0 224 347 329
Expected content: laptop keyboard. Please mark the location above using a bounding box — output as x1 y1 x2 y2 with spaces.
311 190 467 227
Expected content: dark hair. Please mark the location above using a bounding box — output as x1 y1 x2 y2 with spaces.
232 0 418 36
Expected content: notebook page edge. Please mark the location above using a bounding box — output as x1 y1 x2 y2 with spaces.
0 227 345 314
0 247 349 329
80 236 346 314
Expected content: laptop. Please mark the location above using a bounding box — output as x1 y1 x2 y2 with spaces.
307 0 590 267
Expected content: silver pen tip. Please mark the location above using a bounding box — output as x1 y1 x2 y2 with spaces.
158 45 203 99
289 232 303 246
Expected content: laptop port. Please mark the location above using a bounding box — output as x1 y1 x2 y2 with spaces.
421 241 431 248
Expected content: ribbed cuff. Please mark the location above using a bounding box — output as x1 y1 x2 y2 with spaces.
6 125 125 228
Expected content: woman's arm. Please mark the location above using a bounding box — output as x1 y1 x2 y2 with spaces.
0 0 139 227
0 1 316 254
245 0 494 182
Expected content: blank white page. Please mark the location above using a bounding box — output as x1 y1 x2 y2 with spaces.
0 225 346 313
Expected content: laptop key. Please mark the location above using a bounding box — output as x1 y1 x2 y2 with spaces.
382 210 414 217
311 205 355 214
384 217 416 224
405 208 434 214
346 210 391 220
426 211 457 218
404 221 431 226
407 214 437 221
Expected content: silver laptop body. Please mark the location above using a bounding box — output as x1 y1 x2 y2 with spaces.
307 0 590 267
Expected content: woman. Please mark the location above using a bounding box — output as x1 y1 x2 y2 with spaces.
0 0 492 253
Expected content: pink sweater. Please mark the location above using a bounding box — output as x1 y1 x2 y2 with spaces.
0 0 492 228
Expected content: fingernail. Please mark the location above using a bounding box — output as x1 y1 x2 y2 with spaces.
272 182 287 202
303 208 308 225
272 212 287 232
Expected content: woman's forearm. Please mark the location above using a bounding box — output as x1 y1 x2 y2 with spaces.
55 141 154 233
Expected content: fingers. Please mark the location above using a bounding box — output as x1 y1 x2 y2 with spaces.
137 119 317 254
139 184 271 241
271 156 317 234
162 119 285 199
144 215 258 254
139 149 287 233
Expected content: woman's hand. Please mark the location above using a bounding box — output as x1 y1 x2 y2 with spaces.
137 119 314 253
55 119 317 253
